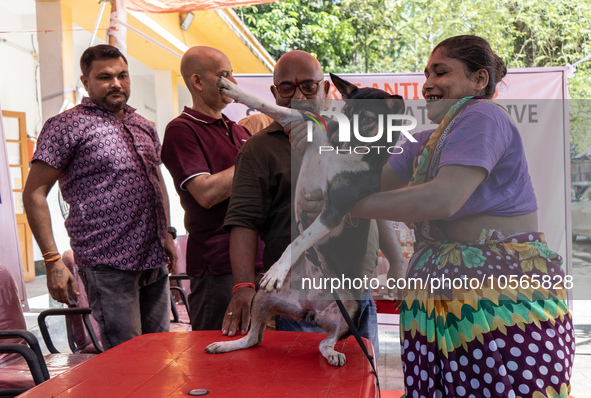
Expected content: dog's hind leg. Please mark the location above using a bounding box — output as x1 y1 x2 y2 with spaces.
314 300 360 367
204 291 272 354
205 273 312 354
259 218 333 292
318 333 347 366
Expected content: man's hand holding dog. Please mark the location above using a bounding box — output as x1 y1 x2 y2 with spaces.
222 286 255 336
285 120 309 156
224 226 259 336
298 188 324 228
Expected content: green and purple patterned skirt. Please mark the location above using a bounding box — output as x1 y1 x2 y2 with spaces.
400 231 574 398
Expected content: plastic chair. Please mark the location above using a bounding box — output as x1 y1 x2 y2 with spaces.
171 235 190 293
169 235 191 330
169 284 190 324
0 264 96 397
37 251 103 354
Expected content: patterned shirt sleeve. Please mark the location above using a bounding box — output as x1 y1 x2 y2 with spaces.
145 120 162 165
33 112 80 170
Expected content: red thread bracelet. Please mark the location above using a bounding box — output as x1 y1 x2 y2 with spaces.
233 282 255 294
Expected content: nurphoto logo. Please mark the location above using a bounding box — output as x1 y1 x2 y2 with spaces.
305 111 418 154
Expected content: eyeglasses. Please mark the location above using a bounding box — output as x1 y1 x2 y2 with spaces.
274 80 323 98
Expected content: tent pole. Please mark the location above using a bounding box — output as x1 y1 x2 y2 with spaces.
90 1 107 47
108 0 117 47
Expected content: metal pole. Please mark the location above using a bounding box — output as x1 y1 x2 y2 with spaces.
89 0 108 47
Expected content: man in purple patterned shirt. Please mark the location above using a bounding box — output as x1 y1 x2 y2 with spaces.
23 45 177 349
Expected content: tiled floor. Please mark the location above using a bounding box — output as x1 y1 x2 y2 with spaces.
376 328 404 391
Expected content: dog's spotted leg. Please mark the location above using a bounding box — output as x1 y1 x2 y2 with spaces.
314 301 355 366
319 336 347 366
216 77 301 126
259 218 332 292
204 327 262 354
259 244 292 293
205 292 272 354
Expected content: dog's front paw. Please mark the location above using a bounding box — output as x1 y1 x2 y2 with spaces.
259 264 289 292
327 352 346 367
259 247 291 292
216 76 241 100
205 341 229 354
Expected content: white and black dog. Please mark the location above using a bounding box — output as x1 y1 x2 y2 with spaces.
205 74 404 366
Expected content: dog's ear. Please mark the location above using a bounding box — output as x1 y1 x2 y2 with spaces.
330 73 358 99
386 94 405 114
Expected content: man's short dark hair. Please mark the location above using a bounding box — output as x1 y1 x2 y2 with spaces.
80 44 128 77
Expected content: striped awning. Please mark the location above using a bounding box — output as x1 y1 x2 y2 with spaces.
125 0 276 13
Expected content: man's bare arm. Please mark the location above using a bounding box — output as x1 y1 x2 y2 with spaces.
222 226 259 336
23 161 78 304
184 166 235 209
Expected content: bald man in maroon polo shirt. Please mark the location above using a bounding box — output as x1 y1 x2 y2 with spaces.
161 46 263 331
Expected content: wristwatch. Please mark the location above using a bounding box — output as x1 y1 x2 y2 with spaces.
167 226 177 240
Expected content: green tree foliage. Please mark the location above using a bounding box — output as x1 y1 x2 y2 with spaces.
238 1 356 72
238 0 591 152
570 100 591 155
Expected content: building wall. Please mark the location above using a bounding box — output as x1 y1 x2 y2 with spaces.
0 2 172 262
0 1 42 139
1 0 272 267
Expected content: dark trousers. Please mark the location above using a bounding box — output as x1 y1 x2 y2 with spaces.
79 265 170 350
188 268 233 331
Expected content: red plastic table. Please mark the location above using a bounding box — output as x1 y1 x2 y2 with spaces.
18 331 377 397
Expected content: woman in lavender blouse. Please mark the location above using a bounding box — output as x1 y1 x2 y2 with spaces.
353 35 574 397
